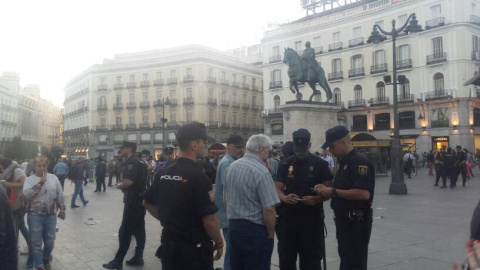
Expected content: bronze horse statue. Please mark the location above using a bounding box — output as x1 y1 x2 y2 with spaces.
283 47 333 102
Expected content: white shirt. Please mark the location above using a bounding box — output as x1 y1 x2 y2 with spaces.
321 155 335 168
403 153 415 162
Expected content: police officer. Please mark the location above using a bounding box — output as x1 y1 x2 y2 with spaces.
163 147 176 167
142 122 223 270
103 141 147 269
275 129 333 270
455 146 467 187
315 126 375 270
440 147 457 188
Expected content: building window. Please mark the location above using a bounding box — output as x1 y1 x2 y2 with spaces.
142 92 148 101
170 70 176 78
233 113 237 124
400 78 411 98
142 110 148 123
353 27 361 38
156 110 163 123
399 111 416 129
170 110 176 122
374 113 391 130
116 76 122 83
222 91 227 101
252 78 257 88
272 46 279 56
129 92 135 102
208 68 214 76
115 112 122 125
242 94 247 104
129 74 135 82
156 90 162 100
129 111 135 124
186 68 193 76
375 20 384 29
294 41 302 51
351 54 363 69
474 36 479 53
209 88 215 98
243 113 247 125
274 95 280 109
100 77 106 84
354 85 363 100
253 114 257 125
222 111 227 123
432 37 443 56
232 91 237 102
334 88 341 105
332 32 340 42
186 88 193 99
242 76 247 85
434 73 444 93
376 82 386 99
115 94 122 104
186 109 192 122
272 69 281 84
221 71 226 81
473 108 480 126
431 4 441 19
373 50 385 65
232 73 237 83
99 113 106 125
170 89 176 99
352 115 367 131
397 45 410 61
209 109 214 121
252 95 256 106
398 14 407 25
143 73 148 80
156 72 162 79
271 123 283 135
332 58 342 72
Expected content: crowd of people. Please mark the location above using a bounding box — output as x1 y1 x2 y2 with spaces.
0 122 479 270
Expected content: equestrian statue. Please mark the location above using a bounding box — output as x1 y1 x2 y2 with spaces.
283 41 333 102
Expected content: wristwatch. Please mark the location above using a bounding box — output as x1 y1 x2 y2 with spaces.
331 188 338 198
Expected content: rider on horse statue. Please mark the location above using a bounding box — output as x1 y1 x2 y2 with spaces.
302 41 318 82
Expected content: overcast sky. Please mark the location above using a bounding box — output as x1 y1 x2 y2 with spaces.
0 0 305 106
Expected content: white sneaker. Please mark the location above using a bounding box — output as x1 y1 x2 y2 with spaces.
20 246 29 255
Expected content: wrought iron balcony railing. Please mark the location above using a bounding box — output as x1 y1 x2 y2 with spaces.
167 78 178 85
348 99 367 108
426 53 447 65
348 68 365 78
328 71 343 81
349 37 364 48
328 42 343 52
269 55 282 63
97 84 108 91
183 75 194 83
397 59 412 70
370 63 387 74
269 81 282 89
369 97 390 106
425 17 445 29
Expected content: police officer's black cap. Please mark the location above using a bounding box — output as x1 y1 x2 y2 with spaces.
163 147 174 154
176 122 208 142
119 141 137 150
292 129 311 152
281 141 294 157
322 126 349 149
227 134 245 147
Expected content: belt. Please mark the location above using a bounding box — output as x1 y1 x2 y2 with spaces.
334 208 372 221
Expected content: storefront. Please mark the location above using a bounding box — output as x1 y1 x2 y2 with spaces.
432 136 449 150
400 135 419 152
351 133 391 175
209 143 227 155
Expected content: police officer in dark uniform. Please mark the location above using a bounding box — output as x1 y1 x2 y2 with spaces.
142 122 224 270
275 129 333 270
455 146 467 187
315 126 375 270
103 141 147 270
163 147 176 167
440 147 457 188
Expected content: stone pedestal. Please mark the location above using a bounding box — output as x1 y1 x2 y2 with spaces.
281 101 342 153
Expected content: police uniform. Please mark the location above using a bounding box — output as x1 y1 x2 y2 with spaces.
143 123 218 270
455 148 467 187
322 126 375 270
440 149 456 188
276 129 333 270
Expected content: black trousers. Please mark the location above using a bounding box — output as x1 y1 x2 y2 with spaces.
114 202 146 262
116 172 121 184
456 166 467 186
108 173 115 186
96 176 106 191
434 164 443 184
334 212 372 270
278 208 324 270
158 241 213 270
442 167 457 187
56 174 66 191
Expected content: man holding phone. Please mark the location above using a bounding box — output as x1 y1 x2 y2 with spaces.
275 128 333 270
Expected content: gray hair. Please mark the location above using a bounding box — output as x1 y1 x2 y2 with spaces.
246 134 272 153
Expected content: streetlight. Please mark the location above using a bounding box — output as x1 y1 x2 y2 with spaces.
367 13 422 195
161 97 169 150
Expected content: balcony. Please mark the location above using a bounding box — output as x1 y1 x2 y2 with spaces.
242 83 249 90
114 83 123 90
348 68 365 78
242 103 250 109
154 79 163 86
231 123 240 129
113 103 123 110
97 84 108 92
126 123 137 130
140 81 150 88
269 55 282 63
167 78 178 85
314 46 323 55
126 102 137 109
112 124 123 130
153 99 164 107
369 97 390 106
427 53 447 65
252 85 258 91
139 123 150 129
208 98 217 105
262 108 282 116
251 104 260 110
328 71 343 81
153 122 166 128
95 125 108 131
269 81 282 89
97 104 108 110
183 97 194 105
397 59 412 70
127 82 137 89
472 51 480 61
398 94 415 103
471 15 480 25
140 101 150 108
421 89 456 101
168 98 178 106
205 121 220 127
183 75 194 83
351 125 367 132
232 81 240 88
220 79 229 86
220 100 229 107
370 64 387 74
328 42 343 52
348 99 367 108
231 101 240 108
168 122 182 128
207 76 216 84
349 37 364 48
425 17 445 29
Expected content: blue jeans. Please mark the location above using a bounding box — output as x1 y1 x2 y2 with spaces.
12 207 30 246
71 179 87 206
229 219 274 270
27 213 57 269
222 228 231 270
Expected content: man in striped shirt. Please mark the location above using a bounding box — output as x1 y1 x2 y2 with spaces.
224 134 280 270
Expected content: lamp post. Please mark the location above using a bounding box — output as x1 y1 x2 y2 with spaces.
367 13 422 195
161 97 169 150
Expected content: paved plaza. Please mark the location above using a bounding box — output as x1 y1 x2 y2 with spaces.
17 167 479 269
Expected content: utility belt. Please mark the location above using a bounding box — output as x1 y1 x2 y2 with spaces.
156 239 213 260
334 208 372 221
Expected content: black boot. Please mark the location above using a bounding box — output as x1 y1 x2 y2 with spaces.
102 260 123 270
126 249 144 266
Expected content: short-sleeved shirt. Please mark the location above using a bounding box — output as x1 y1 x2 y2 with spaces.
224 153 280 225
456 151 466 167
214 153 235 229
122 156 145 204
331 149 375 211
143 157 218 244
53 162 68 175
11 168 26 211
320 155 335 168
441 152 456 168
276 153 333 211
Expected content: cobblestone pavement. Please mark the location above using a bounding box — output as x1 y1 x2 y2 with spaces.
16 167 480 269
